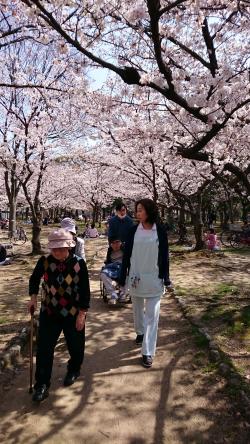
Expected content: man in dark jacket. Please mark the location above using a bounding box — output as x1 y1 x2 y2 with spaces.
108 202 134 243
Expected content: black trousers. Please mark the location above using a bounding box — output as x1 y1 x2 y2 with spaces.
35 310 85 388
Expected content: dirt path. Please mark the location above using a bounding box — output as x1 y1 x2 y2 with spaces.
0 249 249 444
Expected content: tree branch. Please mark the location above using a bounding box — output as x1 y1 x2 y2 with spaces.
202 18 218 77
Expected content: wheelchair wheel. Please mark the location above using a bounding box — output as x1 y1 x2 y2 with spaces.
100 280 108 302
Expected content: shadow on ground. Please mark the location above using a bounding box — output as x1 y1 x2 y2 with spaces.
0 240 249 443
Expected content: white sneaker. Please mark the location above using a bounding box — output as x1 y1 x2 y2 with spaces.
109 291 118 305
118 291 126 302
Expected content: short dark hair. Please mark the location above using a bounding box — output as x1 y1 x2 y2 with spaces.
115 202 126 212
135 198 159 224
109 236 122 243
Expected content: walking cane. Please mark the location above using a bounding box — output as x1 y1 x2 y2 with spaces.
29 305 35 394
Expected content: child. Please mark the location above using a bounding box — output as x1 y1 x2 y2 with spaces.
100 236 126 304
205 228 220 251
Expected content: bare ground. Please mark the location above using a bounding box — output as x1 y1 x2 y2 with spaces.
171 248 250 379
0 234 249 443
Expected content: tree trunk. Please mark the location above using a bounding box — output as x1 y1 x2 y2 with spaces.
8 198 17 239
241 200 249 222
177 205 187 245
192 196 206 250
31 218 42 255
193 220 205 250
4 170 20 239
228 198 234 223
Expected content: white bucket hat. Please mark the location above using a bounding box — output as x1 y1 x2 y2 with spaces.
60 217 76 234
48 228 76 249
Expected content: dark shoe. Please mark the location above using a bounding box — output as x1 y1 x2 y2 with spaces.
63 371 80 387
142 355 153 368
135 334 144 345
32 384 49 402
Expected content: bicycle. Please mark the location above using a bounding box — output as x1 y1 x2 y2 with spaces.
220 224 243 247
220 230 233 247
13 226 28 245
230 232 250 249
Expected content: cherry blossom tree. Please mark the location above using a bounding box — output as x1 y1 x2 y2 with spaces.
14 0 250 191
1 0 249 250
0 38 89 252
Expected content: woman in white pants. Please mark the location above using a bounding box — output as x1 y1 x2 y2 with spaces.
119 198 170 368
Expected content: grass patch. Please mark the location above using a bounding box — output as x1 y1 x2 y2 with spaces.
225 379 250 398
214 283 239 297
191 326 209 348
193 351 207 366
224 247 250 256
174 285 188 296
241 306 250 327
202 362 218 373
221 306 250 338
0 317 8 324
201 306 236 322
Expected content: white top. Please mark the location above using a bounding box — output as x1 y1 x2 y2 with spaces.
75 237 86 261
128 223 164 298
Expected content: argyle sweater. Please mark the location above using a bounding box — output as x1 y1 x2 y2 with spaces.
29 254 90 317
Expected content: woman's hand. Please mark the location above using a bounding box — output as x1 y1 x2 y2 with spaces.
27 295 37 314
76 311 87 331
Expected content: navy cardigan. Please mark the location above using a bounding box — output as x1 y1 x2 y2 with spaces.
118 223 170 287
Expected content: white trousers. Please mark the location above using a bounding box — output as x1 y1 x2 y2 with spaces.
100 272 126 295
132 295 161 357
100 272 116 295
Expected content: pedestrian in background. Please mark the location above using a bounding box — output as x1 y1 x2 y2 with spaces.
108 202 134 244
61 217 86 260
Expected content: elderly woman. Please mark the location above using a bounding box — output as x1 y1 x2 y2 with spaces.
28 228 90 402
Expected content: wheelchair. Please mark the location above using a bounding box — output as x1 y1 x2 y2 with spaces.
99 276 131 305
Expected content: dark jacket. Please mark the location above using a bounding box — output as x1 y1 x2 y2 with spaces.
118 223 170 287
108 215 134 243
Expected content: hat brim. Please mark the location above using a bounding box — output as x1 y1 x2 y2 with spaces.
60 221 76 234
61 225 76 234
48 239 76 249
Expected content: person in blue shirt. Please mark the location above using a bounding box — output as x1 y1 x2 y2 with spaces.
108 202 134 244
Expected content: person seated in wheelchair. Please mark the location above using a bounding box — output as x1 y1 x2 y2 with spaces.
100 236 127 304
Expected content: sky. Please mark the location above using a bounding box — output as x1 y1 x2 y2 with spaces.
88 67 109 90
